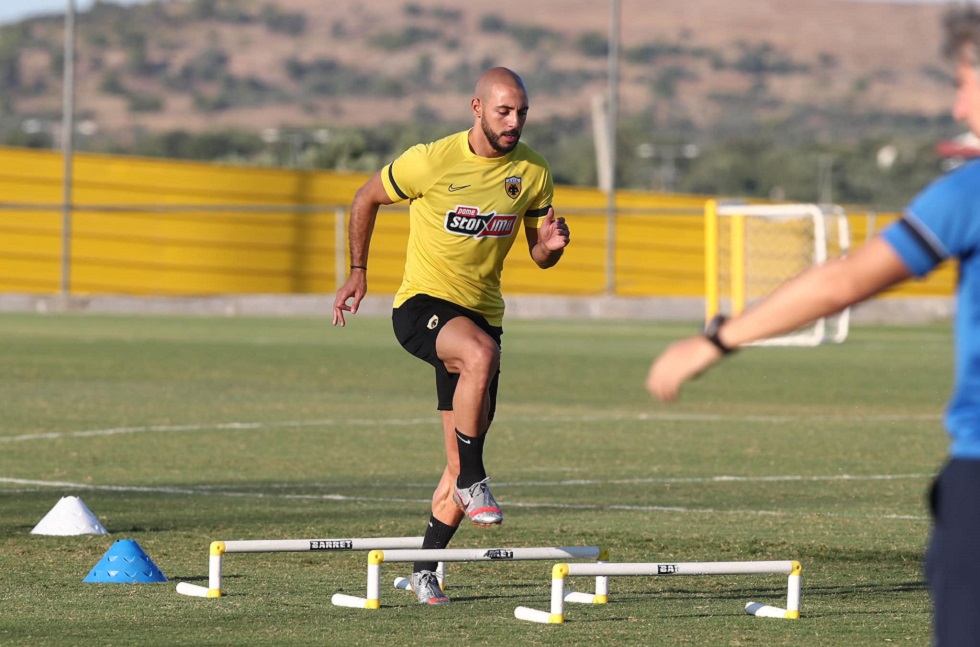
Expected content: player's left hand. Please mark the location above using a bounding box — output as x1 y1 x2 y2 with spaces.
539 208 569 251
646 336 723 401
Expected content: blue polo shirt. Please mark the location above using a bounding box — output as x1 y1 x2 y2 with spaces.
881 159 980 458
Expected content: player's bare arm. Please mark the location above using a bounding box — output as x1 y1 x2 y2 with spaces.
526 207 569 269
332 172 394 327
647 237 912 401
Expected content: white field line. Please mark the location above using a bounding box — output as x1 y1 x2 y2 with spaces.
491 473 935 488
73 473 927 490
1 414 936 522
0 412 942 444
0 476 930 521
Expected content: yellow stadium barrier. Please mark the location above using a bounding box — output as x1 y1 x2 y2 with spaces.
0 146 954 301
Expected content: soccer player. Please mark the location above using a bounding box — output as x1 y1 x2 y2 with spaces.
646 7 980 645
332 67 570 605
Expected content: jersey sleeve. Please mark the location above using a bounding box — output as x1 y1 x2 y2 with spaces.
523 164 555 228
380 143 433 203
881 166 978 276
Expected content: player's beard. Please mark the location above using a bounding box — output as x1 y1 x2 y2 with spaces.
481 114 521 154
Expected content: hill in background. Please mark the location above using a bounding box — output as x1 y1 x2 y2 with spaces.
0 0 962 203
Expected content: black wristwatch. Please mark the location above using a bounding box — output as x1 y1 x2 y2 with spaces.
704 314 735 355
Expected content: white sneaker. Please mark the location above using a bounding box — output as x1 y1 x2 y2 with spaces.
453 477 503 526
410 570 450 605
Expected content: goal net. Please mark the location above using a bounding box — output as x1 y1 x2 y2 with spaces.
704 200 851 346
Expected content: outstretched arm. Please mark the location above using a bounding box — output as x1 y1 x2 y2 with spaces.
646 236 913 401
332 172 394 327
526 207 570 269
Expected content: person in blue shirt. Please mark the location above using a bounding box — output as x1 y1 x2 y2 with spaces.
647 7 980 646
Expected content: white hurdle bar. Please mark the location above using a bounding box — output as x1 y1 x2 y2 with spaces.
331 545 608 610
514 560 802 624
175 536 427 598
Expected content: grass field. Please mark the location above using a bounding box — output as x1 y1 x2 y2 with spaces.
0 312 952 646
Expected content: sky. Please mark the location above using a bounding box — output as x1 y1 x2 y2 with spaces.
0 0 960 26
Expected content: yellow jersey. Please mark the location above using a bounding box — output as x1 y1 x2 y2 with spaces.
381 130 554 326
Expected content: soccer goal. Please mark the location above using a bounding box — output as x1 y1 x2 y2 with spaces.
704 200 851 346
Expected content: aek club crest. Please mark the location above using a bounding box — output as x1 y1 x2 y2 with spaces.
504 176 522 199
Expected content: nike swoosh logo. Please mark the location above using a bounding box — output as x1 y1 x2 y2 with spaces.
448 183 471 192
456 434 472 444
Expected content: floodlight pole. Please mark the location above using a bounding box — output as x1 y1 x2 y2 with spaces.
60 0 76 297
604 0 620 296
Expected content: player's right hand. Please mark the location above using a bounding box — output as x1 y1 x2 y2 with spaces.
332 275 366 327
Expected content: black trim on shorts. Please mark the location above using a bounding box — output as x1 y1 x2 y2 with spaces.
392 294 503 414
392 294 502 366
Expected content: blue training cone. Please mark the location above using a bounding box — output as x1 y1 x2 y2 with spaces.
84 539 168 584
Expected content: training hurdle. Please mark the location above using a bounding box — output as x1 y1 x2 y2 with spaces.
514 560 802 624
175 536 428 598
331 545 607 610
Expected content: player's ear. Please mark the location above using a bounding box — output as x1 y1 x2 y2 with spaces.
471 97 482 118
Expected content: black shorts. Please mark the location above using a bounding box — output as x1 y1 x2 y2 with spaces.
925 458 980 646
392 294 503 416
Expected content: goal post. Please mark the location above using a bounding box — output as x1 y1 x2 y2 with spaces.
704 200 851 346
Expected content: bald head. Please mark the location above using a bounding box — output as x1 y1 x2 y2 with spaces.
469 68 529 157
475 67 527 103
